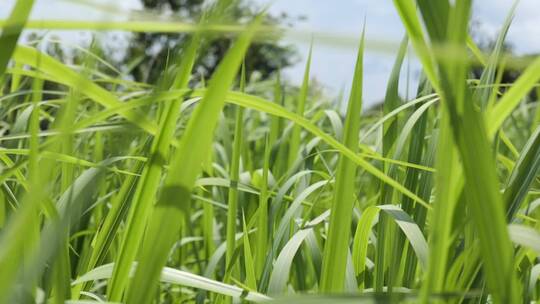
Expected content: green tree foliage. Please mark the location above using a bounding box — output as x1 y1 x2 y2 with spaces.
127 0 298 83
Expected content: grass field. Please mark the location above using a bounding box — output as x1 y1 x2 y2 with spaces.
1 0 540 303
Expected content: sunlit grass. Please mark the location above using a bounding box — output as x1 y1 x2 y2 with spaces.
0 0 540 303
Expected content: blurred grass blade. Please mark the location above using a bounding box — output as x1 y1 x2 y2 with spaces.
107 21 201 304
416 0 449 42
399 0 521 302
488 56 540 137
508 225 540 255
0 0 35 77
12 46 157 134
125 15 262 304
474 1 517 110
392 0 439 92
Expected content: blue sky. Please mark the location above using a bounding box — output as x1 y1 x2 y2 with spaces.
257 0 540 104
2 0 539 105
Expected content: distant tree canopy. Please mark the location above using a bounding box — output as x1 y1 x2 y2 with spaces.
126 0 298 83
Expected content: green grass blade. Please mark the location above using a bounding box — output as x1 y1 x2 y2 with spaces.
320 30 364 293
375 35 408 293
503 126 540 219
106 35 200 301
351 206 379 290
416 0 449 42
242 214 257 290
414 1 521 302
217 91 428 207
392 0 439 92
225 104 244 271
352 205 428 289
72 161 143 297
488 56 540 137
287 43 312 169
75 263 271 302
255 134 271 278
0 0 34 77
125 15 262 304
12 46 157 134
420 109 462 303
474 1 517 110
268 229 312 294
382 36 408 159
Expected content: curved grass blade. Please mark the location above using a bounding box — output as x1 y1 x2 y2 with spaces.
219 91 428 207
508 225 540 255
268 229 312 294
125 15 263 304
473 1 517 110
396 1 521 302
504 126 540 220
488 56 540 137
351 205 428 278
12 46 157 134
72 160 143 296
74 263 271 302
106 21 202 304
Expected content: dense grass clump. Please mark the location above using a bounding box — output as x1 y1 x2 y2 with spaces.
1 0 540 303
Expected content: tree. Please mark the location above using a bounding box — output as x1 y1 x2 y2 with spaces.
125 0 298 83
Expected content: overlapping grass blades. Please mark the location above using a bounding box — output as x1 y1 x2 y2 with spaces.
75 262 271 302
0 0 34 78
393 0 523 302
0 0 539 303
124 12 263 304
320 29 365 292
106 8 203 302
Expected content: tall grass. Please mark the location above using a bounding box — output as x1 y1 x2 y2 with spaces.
0 0 540 303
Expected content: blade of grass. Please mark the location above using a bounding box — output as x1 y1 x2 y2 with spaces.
487 56 540 138
255 134 271 278
106 38 200 302
12 46 157 134
320 29 365 293
225 85 245 276
241 214 257 290
125 15 262 304
408 1 521 302
268 228 312 294
503 126 540 219
74 263 271 302
0 0 35 78
375 35 408 293
287 43 312 169
420 109 462 303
